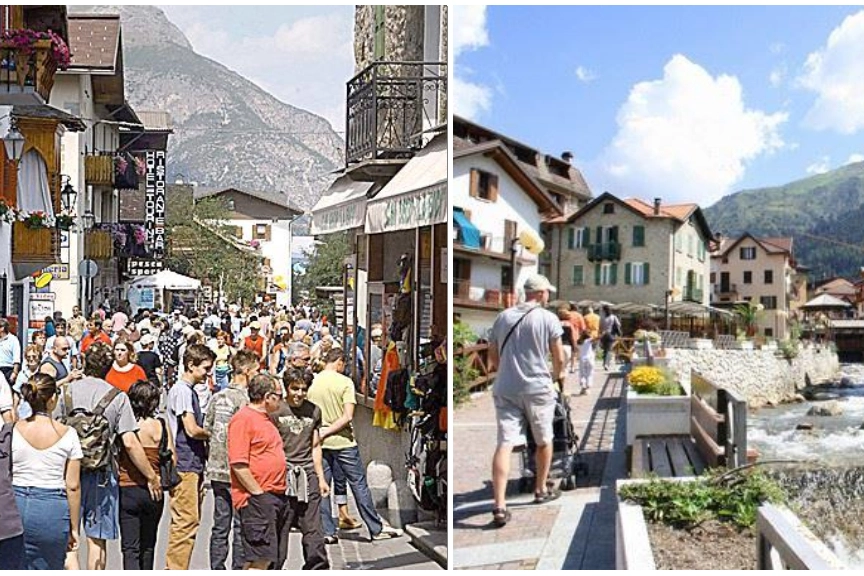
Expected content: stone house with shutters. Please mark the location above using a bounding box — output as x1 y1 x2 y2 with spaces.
193 187 303 306
710 233 807 340
555 191 714 309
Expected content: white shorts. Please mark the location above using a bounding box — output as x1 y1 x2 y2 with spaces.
493 389 556 447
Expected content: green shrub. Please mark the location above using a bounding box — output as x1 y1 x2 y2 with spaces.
454 321 479 407
619 469 786 529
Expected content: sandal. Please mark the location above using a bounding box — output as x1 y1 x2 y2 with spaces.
534 486 562 504
492 507 511 528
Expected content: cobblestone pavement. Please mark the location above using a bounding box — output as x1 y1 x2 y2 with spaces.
76 489 441 570
453 368 629 570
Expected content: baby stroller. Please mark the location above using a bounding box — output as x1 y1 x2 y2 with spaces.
518 392 587 492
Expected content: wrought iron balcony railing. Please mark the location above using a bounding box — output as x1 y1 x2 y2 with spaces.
345 61 447 167
587 242 621 262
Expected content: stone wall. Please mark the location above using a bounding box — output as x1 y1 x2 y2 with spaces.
662 346 841 408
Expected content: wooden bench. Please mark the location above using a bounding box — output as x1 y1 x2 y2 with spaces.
631 370 747 478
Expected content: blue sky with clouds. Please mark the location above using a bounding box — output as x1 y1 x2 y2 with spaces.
159 5 354 132
454 5 864 208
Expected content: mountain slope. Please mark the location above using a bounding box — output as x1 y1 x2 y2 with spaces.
704 162 864 280
79 5 343 209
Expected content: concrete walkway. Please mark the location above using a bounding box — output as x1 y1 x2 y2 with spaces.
453 368 629 570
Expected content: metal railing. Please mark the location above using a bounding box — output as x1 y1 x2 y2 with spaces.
345 61 447 166
587 241 621 261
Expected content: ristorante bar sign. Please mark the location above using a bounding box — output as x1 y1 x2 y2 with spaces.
144 150 166 259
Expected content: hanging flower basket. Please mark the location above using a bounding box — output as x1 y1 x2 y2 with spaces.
55 212 76 231
0 29 72 70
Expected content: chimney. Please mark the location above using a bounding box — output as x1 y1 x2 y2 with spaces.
653 197 661 215
561 151 573 164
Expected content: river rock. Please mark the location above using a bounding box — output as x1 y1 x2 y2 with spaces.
839 377 855 388
796 422 814 431
807 401 844 417
792 394 807 403
811 392 840 401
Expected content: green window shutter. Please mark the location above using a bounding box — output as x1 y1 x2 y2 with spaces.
568 227 575 250
595 263 601 286
633 225 644 247
596 226 603 246
573 265 583 285
374 5 386 60
644 262 650 284
611 226 619 242
584 227 590 247
610 262 618 285
625 262 631 285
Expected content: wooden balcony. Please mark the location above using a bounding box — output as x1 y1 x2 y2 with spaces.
453 280 515 311
84 230 114 260
11 221 58 264
85 154 114 186
0 39 61 103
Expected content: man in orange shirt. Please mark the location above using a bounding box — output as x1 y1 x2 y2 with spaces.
228 374 289 569
80 318 112 353
243 321 267 367
567 304 587 373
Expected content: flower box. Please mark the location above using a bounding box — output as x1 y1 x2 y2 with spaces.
626 378 691 446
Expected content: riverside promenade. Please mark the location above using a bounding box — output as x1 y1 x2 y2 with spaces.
453 368 629 570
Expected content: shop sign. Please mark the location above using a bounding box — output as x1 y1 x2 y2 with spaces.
42 264 70 280
128 258 164 277
365 182 447 234
312 199 365 235
144 150 166 259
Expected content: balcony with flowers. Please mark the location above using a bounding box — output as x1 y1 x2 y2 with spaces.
3 205 60 267
0 28 71 103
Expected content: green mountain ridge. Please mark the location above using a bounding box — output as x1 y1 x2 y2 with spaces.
704 162 864 282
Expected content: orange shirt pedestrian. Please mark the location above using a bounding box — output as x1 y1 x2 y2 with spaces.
228 405 287 509
106 364 148 393
80 330 112 353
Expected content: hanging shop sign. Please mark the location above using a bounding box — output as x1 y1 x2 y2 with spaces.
127 258 164 277
144 150 167 259
365 182 447 234
312 199 365 235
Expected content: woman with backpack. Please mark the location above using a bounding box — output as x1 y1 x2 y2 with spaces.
118 380 173 570
11 373 82 569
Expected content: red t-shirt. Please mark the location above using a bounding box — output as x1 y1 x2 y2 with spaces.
106 364 148 393
80 331 112 353
228 405 286 509
244 336 265 360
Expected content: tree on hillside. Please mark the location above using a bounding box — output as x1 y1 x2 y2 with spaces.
294 231 352 314
165 191 262 304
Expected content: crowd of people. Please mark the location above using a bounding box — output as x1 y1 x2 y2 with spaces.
0 300 401 570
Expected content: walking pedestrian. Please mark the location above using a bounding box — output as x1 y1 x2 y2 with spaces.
488 274 566 527
307 349 402 543
105 340 148 393
0 419 24 568
57 342 161 570
599 305 622 371
204 350 257 570
39 334 84 389
13 345 42 419
118 380 169 569
80 318 111 354
272 368 330 569
584 305 600 340
165 343 213 570
68 306 87 344
136 334 163 386
228 373 289 569
11 373 82 570
577 333 595 394
211 330 234 392
0 318 21 386
45 321 80 371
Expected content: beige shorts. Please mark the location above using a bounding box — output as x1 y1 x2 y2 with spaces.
494 389 556 447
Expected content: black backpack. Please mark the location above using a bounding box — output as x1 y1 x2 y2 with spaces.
385 368 410 426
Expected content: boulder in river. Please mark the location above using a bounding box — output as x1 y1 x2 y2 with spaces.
796 422 815 431
806 401 844 417
839 377 855 388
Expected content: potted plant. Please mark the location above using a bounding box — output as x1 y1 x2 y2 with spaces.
18 210 54 229
54 211 76 231
626 365 690 445
0 198 16 224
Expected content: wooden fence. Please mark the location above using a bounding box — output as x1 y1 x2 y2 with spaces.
455 342 496 392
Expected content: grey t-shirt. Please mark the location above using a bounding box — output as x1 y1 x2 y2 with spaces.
489 302 563 396
204 386 249 484
54 376 138 438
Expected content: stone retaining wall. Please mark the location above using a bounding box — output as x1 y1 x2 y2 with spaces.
661 346 840 408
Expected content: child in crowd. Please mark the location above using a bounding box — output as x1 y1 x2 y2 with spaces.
577 332 594 395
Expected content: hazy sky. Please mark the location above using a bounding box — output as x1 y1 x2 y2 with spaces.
454 5 864 207
159 5 355 132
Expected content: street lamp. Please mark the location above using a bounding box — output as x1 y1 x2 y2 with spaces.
60 175 77 212
2 116 25 163
81 210 95 316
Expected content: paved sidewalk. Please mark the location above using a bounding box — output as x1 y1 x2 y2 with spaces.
453 368 629 570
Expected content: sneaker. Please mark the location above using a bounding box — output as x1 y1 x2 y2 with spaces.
324 535 339 545
371 523 403 540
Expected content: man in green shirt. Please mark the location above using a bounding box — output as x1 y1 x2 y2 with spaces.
306 349 402 544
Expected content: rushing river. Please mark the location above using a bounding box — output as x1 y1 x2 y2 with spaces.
749 364 864 567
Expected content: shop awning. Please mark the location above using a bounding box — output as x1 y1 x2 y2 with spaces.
129 269 201 291
365 132 447 234
453 208 481 249
310 174 376 235
667 301 734 317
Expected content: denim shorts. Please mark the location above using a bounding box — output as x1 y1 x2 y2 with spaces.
81 469 120 540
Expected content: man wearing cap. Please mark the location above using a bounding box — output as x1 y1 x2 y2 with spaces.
243 321 267 368
487 274 566 527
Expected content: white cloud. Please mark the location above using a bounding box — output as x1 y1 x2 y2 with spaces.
847 153 864 164
769 64 786 87
799 10 864 134
452 5 489 57
169 11 353 130
575 66 597 83
770 42 786 55
599 54 787 206
806 156 831 174
453 75 492 120
454 5 493 119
